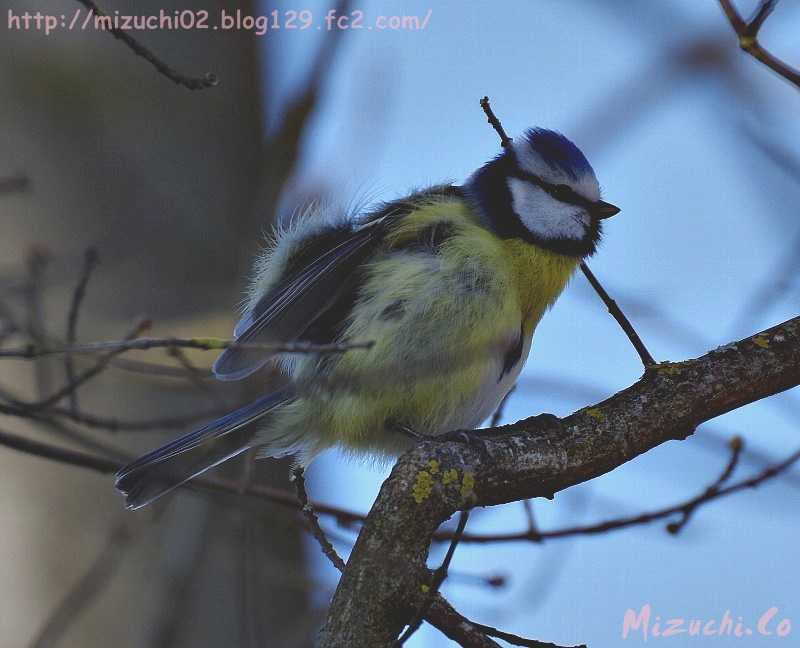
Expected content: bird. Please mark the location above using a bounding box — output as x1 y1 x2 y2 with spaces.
115 128 620 510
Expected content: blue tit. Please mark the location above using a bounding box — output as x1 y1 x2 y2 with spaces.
116 128 620 510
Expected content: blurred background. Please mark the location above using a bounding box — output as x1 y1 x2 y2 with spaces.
1 1 798 646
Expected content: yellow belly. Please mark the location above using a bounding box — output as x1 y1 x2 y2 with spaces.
265 201 580 461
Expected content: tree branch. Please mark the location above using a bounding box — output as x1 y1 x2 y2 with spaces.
318 315 800 646
64 247 99 414
0 424 366 526
479 96 656 368
73 0 218 90
717 0 800 89
0 337 373 359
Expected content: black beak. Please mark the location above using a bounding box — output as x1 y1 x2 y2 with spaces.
592 200 621 219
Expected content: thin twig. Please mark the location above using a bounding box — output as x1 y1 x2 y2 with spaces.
666 435 743 534
24 247 51 398
26 318 151 411
717 0 800 89
0 398 225 433
74 0 218 90
579 262 657 367
0 423 366 525
470 620 586 648
747 0 778 35
292 467 346 572
479 97 513 148
0 336 374 359
395 510 470 646
167 346 227 409
522 499 537 533
477 96 656 368
292 466 510 648
64 247 99 414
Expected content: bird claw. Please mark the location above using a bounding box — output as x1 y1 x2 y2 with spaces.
390 423 492 455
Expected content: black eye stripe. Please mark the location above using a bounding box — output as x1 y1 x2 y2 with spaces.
512 170 592 209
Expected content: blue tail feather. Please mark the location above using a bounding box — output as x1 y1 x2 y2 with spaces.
115 389 293 509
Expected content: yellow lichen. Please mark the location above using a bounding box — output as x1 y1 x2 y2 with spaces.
655 362 681 375
427 459 440 474
412 470 434 504
739 35 756 51
442 468 459 485
460 472 475 498
585 408 604 421
752 335 770 349
420 584 430 593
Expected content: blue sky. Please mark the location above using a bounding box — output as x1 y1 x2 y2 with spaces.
259 1 799 644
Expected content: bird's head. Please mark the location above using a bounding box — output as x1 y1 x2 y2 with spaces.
465 128 619 258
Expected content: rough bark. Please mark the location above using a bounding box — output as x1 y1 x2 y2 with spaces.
319 315 800 646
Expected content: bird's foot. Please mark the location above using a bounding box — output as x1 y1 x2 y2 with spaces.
391 423 491 453
392 423 434 442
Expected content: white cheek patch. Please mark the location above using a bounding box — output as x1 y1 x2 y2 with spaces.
512 139 601 202
508 178 588 241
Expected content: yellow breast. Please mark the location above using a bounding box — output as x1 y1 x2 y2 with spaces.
500 237 579 332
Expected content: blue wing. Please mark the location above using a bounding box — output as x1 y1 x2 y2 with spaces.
213 217 389 381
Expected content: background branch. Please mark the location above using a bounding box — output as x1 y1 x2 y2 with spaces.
74 0 218 89
718 0 800 89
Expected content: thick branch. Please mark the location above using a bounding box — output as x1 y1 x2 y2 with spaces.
319 315 800 646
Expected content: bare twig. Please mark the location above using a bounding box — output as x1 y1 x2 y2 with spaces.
24 247 52 397
0 398 225 433
469 620 586 648
522 498 537 533
479 97 513 148
292 467 346 572
64 247 99 414
665 435 743 534
73 0 218 90
167 346 227 409
0 424 366 526
26 318 151 411
478 96 656 368
579 262 657 367
747 0 779 34
0 336 373 359
718 0 800 89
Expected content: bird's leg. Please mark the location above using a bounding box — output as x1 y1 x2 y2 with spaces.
388 422 493 457
390 413 562 452
391 422 436 442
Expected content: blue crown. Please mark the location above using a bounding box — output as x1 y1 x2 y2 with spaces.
521 128 594 180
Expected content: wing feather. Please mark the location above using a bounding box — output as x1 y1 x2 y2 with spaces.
213 218 388 381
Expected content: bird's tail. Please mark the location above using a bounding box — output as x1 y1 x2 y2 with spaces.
115 389 294 510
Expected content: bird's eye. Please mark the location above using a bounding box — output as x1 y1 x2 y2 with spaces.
552 184 573 200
